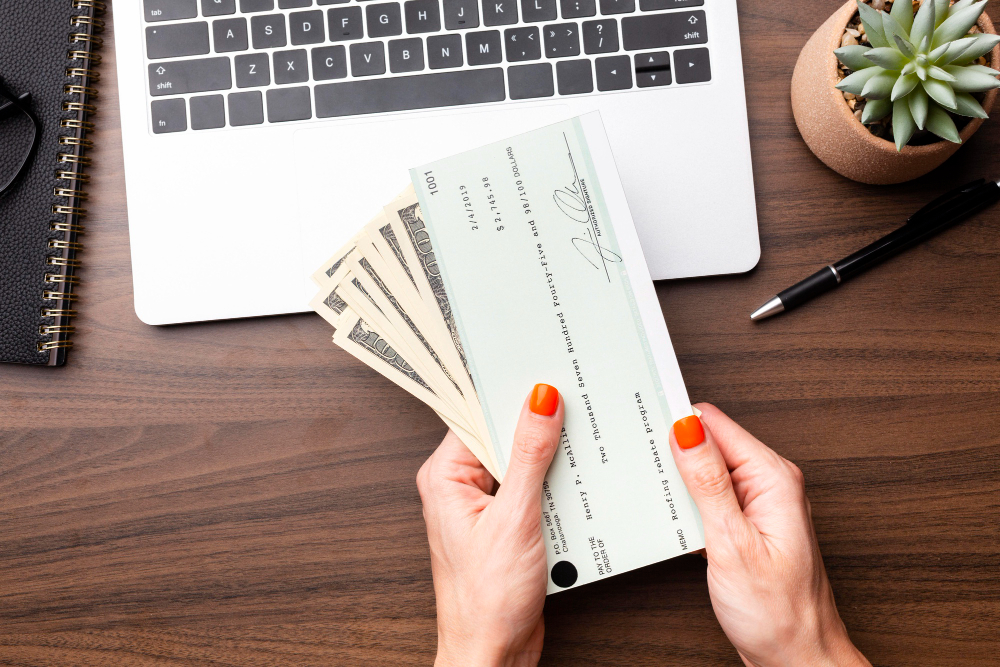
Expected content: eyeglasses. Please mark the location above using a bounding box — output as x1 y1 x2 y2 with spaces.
0 76 42 199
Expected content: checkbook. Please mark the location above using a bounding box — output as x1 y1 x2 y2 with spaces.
311 112 704 592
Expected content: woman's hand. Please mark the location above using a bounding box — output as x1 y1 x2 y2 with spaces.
417 384 563 667
670 403 870 667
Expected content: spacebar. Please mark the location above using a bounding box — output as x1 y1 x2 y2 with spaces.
314 69 506 118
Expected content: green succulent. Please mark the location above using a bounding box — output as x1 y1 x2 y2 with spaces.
835 0 1000 150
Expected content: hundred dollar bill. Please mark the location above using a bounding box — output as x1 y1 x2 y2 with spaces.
334 258 479 437
333 308 495 477
311 232 359 289
387 194 470 381
312 185 413 289
351 254 460 394
384 194 498 472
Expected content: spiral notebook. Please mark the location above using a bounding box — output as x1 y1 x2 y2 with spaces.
0 0 105 366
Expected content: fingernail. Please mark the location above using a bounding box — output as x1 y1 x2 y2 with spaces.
673 415 705 449
529 384 559 416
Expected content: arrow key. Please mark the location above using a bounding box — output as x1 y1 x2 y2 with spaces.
505 27 541 61
674 46 711 83
634 49 671 87
595 54 631 90
543 22 580 58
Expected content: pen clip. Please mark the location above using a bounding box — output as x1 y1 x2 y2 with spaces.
907 179 985 225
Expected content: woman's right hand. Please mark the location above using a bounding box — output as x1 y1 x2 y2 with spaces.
670 403 870 667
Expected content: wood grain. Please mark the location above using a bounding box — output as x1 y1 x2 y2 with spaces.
2 1 1000 664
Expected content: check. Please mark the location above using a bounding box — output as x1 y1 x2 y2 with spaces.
411 113 704 592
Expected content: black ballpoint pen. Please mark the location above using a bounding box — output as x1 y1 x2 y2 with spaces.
751 178 1000 321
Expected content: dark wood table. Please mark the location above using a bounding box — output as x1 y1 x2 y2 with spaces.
3 1 999 664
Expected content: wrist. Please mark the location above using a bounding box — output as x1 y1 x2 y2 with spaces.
815 629 869 667
781 618 869 667
435 630 510 667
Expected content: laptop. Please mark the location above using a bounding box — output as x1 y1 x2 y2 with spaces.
115 0 759 325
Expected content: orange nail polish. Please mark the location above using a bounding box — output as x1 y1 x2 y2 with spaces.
673 415 705 449
529 384 559 416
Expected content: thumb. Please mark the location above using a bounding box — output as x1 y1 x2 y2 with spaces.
670 414 748 544
495 384 565 521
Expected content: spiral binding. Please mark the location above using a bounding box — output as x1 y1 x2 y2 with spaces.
38 0 105 357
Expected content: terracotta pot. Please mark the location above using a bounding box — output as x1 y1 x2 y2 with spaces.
791 0 1000 184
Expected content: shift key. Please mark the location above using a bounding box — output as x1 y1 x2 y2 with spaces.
622 10 706 51
149 57 233 96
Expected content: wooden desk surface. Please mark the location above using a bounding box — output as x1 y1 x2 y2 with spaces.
3 1 1000 664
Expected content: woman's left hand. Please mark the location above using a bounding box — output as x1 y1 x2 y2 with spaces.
417 384 564 667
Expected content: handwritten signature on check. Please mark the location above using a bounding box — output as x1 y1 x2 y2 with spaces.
551 133 622 281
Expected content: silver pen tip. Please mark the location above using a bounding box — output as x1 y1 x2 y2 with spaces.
750 296 785 321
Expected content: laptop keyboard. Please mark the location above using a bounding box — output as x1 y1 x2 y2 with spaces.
143 0 711 133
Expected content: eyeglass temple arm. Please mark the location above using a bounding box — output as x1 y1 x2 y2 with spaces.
0 92 31 122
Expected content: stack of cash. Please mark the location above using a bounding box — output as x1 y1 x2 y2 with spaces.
308 115 705 593
310 186 500 478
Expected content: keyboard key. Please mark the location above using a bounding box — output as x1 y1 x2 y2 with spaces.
389 38 425 72
350 42 386 76
405 0 441 33
508 62 553 98
228 90 264 125
290 10 326 44
674 46 710 83
151 99 187 133
318 0 347 4
504 27 540 61
466 30 502 65
146 23 210 59
639 0 702 9
266 86 312 122
521 0 556 22
444 0 479 29
556 59 592 94
280 0 313 6
634 50 670 86
600 0 633 14
149 57 232 96
251 14 287 48
595 54 631 89
190 94 226 129
483 0 518 27
367 3 403 37
274 49 310 83
582 19 617 53
427 34 463 68
327 7 364 41
543 23 579 58
240 0 274 11
560 0 595 18
312 45 348 79
144 0 197 22
235 53 271 86
621 11 706 50
202 0 237 16
213 18 248 52
315 68 505 117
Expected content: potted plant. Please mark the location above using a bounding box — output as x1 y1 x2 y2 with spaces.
792 0 1000 184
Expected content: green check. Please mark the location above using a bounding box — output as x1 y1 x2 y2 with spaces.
410 113 704 593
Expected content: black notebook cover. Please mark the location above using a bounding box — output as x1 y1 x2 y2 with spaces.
0 0 104 366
